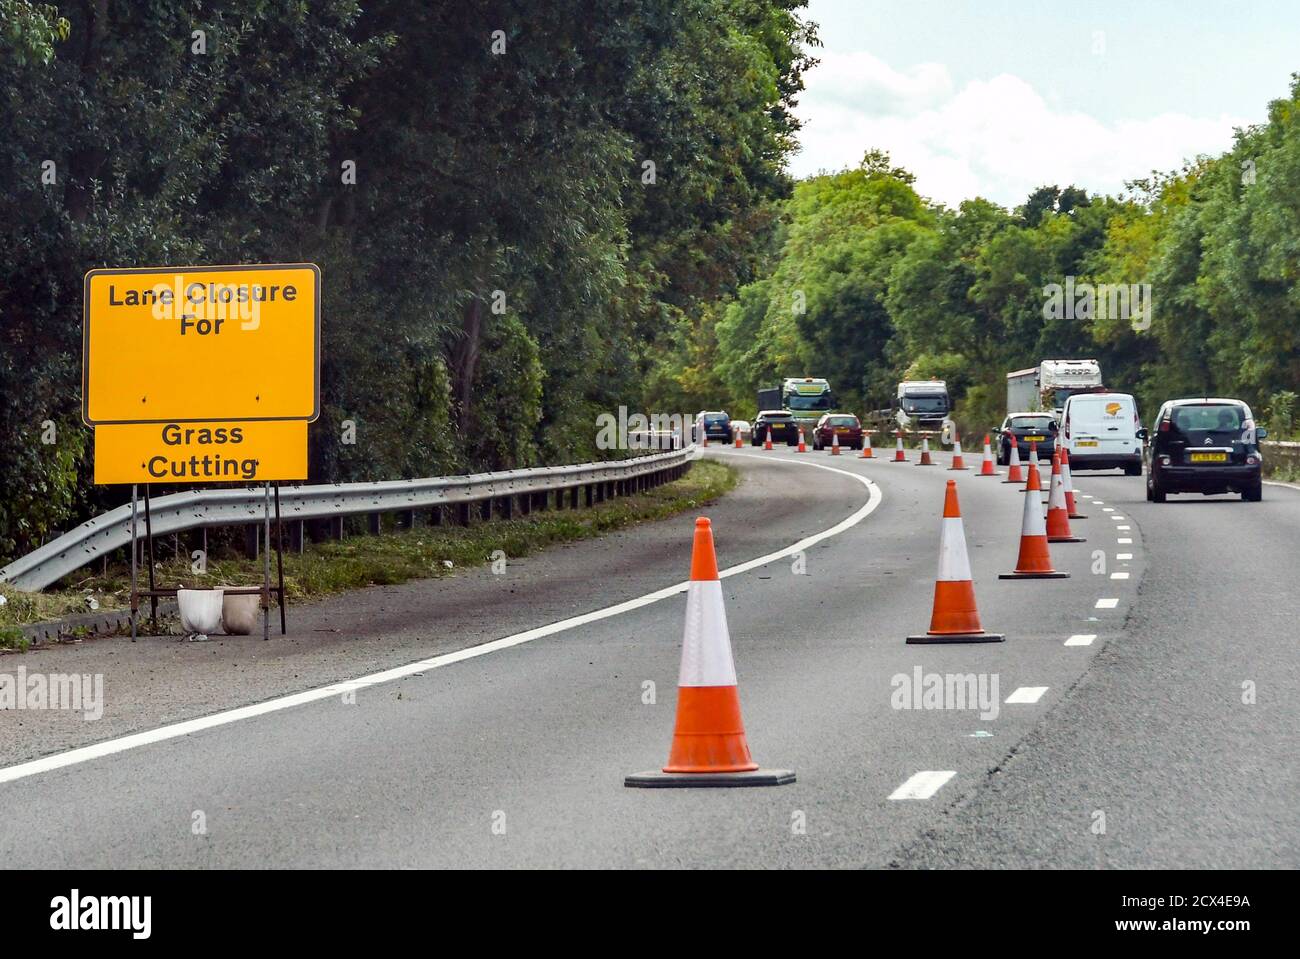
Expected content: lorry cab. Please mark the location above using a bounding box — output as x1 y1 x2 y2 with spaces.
895 380 951 431
1059 392 1145 474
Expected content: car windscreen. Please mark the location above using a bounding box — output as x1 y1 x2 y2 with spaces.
702 414 728 424
902 396 948 413
1169 404 1244 438
786 394 833 411
825 416 858 427
1010 416 1054 431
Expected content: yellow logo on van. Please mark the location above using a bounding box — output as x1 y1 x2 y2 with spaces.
1105 402 1122 416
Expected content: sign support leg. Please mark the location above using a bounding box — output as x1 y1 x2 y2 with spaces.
262 482 271 641
143 482 157 632
274 482 286 635
129 484 138 642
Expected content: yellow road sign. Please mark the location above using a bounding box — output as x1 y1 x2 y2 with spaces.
94 420 308 485
83 263 320 425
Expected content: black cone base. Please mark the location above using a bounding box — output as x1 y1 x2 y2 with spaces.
906 631 1005 645
624 768 796 788
1048 535 1086 543
999 570 1070 579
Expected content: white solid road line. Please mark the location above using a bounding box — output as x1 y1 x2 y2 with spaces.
1095 598 1120 609
1005 686 1049 704
889 770 956 800
1065 634 1097 647
0 450 883 788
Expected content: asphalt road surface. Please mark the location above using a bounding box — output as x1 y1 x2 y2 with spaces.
1 447 1296 868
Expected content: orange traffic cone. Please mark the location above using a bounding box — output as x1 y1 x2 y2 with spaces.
860 430 874 458
763 426 773 451
949 436 968 470
1045 452 1085 543
917 435 935 466
999 462 1069 579
1002 435 1024 484
625 518 795 787
1061 447 1086 518
797 428 807 453
978 434 999 476
1024 442 1040 487
734 431 743 448
701 431 708 447
830 431 841 455
891 431 907 462
907 481 1004 644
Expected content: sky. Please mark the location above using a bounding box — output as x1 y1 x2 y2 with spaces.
790 0 1299 207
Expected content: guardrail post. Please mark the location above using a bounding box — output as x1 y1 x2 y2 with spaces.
479 498 492 521
243 524 260 558
570 487 580 509
288 520 304 554
397 509 416 531
519 493 531 516
501 495 514 519
584 484 594 507
429 506 442 526
458 502 472 526
332 516 345 540
368 513 382 535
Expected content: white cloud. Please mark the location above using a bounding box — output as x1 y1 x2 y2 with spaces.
791 52 1249 207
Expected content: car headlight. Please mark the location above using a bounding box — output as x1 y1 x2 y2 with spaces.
1158 455 1171 466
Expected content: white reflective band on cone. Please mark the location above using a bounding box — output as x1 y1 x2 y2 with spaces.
1022 484 1047 535
1050 471 1066 508
936 516 972 582
677 580 738 687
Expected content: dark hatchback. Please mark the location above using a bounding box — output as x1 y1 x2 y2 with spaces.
695 411 733 443
813 413 863 450
1144 399 1265 502
752 410 799 446
996 413 1057 464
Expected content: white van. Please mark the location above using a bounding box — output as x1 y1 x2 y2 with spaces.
1059 392 1145 474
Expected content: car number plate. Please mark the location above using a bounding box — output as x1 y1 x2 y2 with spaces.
1024 434 1045 441
1075 440 1098 447
1189 452 1227 462
835 428 848 433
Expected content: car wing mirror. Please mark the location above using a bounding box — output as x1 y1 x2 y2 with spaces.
1136 428 1149 440
1256 427 1268 440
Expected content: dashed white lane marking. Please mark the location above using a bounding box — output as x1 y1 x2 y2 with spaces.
1110 572 1130 580
1117 553 1133 560
0 449 885 788
1102 507 1115 512
1112 515 1126 521
1117 525 1131 530
1081 494 1093 499
1093 500 1105 505
1005 686 1049 704
889 770 956 800
1065 634 1097 646
1118 537 1133 544
1096 598 1120 609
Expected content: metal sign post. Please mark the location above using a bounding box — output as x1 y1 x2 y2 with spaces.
129 484 138 642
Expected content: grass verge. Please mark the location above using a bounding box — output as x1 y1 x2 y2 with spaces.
0 460 736 642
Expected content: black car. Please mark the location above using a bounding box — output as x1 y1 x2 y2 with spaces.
995 413 1058 464
751 410 799 446
1144 398 1265 502
694 410 733 444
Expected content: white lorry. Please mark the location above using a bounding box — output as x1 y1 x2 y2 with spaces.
1006 359 1104 416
